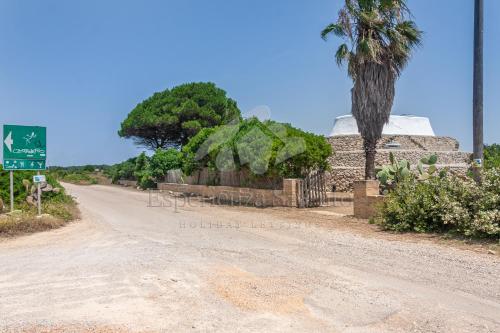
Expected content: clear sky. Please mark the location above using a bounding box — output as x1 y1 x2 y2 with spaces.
1 0 499 166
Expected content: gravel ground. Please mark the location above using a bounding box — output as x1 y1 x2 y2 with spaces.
0 184 499 332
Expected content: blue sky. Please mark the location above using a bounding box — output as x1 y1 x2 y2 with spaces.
1 0 499 166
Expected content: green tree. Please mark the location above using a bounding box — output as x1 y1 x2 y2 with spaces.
321 0 422 179
118 82 241 150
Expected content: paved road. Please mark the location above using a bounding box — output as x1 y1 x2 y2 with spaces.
0 184 499 333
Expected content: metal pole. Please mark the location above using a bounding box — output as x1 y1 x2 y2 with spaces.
37 171 42 216
473 0 484 181
9 171 14 212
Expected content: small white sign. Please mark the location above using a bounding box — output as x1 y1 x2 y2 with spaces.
33 175 46 183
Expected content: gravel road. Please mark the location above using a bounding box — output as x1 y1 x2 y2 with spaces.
0 184 499 333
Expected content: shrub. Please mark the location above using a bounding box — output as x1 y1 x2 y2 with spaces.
181 127 218 176
137 170 156 189
107 158 137 183
133 152 155 189
0 191 78 236
134 152 149 178
181 117 332 180
149 149 183 180
0 165 78 236
118 159 136 181
374 169 500 239
107 150 183 189
0 165 68 207
484 144 500 169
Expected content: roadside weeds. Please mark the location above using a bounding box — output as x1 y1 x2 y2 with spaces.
0 200 80 238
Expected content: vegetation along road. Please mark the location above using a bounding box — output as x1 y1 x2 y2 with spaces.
0 183 499 332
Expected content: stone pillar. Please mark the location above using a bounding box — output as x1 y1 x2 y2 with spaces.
282 179 298 207
353 180 384 219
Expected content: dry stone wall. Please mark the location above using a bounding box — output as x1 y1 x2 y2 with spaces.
157 179 299 207
329 135 460 151
328 135 471 192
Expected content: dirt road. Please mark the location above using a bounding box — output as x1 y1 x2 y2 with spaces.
1 184 499 332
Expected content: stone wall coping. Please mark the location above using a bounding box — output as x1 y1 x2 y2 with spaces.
330 134 457 140
159 182 284 193
333 149 471 153
330 164 470 169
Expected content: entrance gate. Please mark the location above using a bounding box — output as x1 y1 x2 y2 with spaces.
296 170 327 208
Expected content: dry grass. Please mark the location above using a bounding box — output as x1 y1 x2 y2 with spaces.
57 172 111 186
0 201 79 238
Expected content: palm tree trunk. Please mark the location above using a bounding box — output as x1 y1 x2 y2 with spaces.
351 62 394 180
363 138 377 179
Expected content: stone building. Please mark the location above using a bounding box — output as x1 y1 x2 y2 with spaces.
327 115 471 192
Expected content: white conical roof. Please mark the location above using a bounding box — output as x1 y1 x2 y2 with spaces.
330 114 435 137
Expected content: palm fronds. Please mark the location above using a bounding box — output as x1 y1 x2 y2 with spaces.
322 0 421 77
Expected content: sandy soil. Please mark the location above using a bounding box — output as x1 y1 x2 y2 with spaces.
0 184 499 332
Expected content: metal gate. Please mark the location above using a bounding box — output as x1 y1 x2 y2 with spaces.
297 170 327 208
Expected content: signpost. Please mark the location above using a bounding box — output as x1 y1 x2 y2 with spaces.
3 125 47 214
9 171 14 212
33 174 46 216
33 175 46 183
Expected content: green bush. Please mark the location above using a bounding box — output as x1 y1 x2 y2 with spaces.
107 150 183 189
181 127 217 176
118 159 136 181
0 165 68 208
149 149 183 180
181 117 332 180
0 165 78 227
484 144 500 169
137 170 156 189
134 152 149 177
107 157 137 183
374 169 500 239
110 118 332 189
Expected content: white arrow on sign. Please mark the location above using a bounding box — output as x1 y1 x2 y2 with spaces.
4 131 13 152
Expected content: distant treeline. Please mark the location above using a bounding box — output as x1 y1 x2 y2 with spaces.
48 165 111 172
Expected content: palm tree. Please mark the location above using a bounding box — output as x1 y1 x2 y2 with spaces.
321 0 422 179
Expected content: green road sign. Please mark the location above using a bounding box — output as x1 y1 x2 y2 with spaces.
3 125 46 160
3 159 46 170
